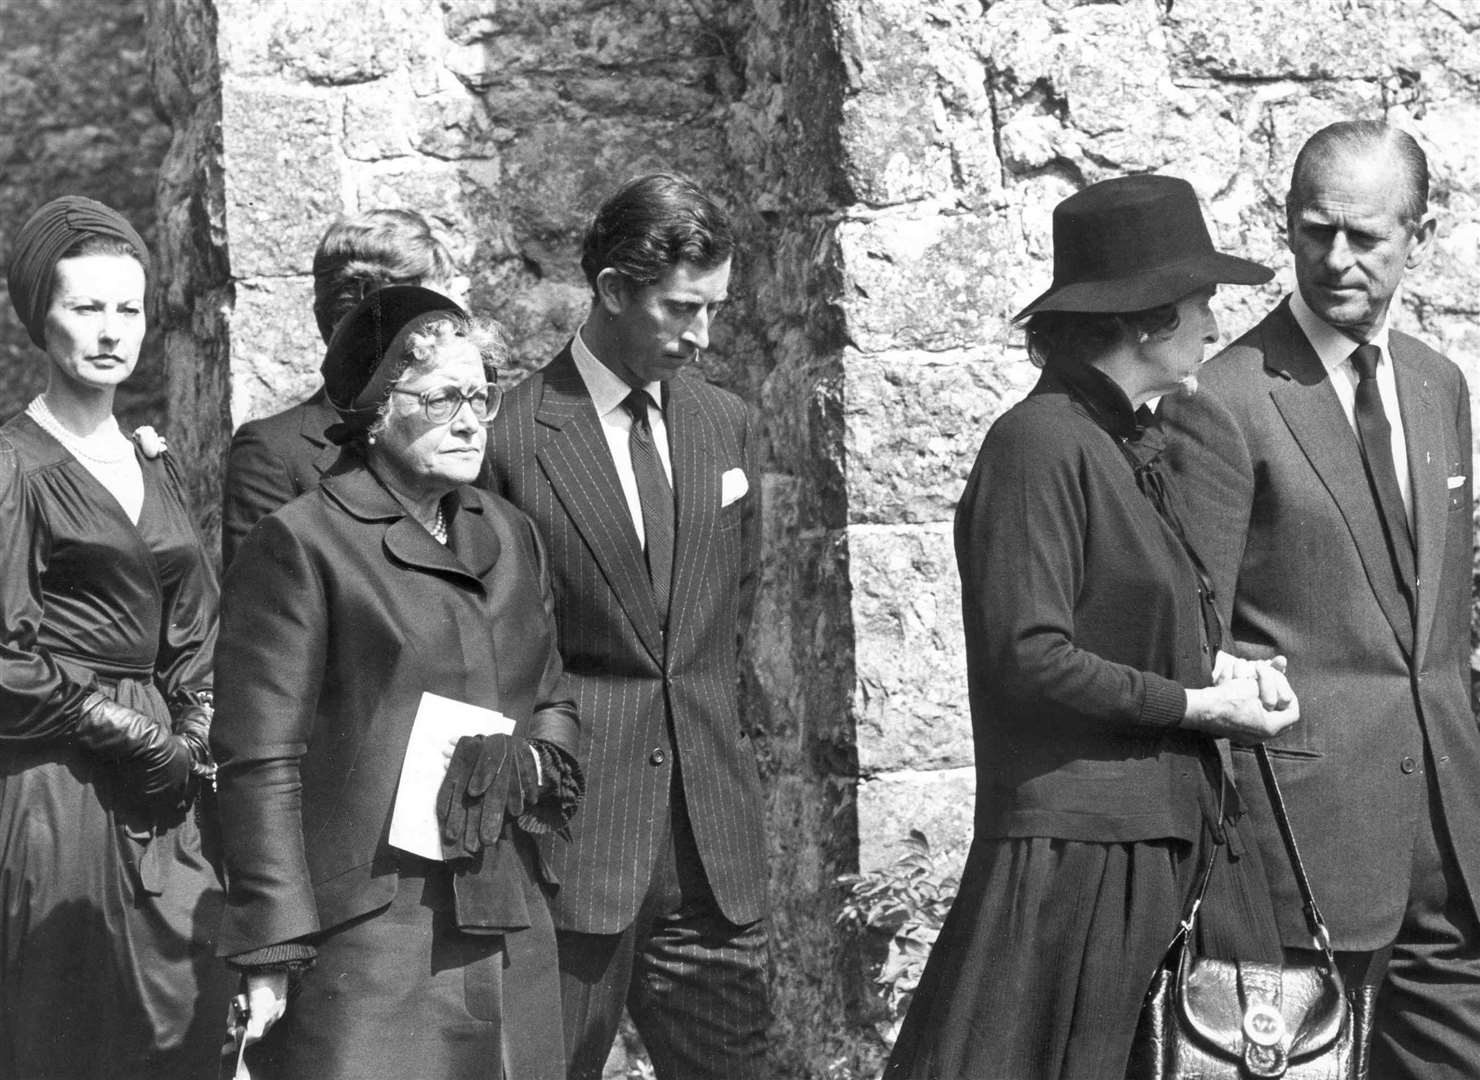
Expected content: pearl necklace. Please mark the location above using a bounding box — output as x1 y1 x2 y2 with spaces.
429 504 448 545
26 396 133 464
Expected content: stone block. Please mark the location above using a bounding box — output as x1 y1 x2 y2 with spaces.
856 767 975 874
342 77 418 161
218 0 434 85
227 277 321 425
412 90 502 160
1168 0 1411 81
221 88 342 277
841 94 954 207
850 523 973 774
844 347 1037 524
836 207 1032 354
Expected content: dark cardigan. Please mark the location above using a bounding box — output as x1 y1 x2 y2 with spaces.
956 362 1220 844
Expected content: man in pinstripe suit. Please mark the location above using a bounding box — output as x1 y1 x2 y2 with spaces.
485 174 769 1078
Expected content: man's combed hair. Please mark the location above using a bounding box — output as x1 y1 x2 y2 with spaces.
579 173 734 293
312 209 458 343
1289 120 1430 226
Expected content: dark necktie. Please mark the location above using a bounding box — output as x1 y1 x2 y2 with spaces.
1350 344 1416 601
623 390 674 626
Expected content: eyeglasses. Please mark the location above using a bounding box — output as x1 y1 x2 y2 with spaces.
389 382 503 425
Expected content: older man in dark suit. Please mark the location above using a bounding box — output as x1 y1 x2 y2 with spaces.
485 173 768 1079
1161 120 1480 1078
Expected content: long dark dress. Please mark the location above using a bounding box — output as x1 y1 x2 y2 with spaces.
0 415 234 1080
885 364 1278 1080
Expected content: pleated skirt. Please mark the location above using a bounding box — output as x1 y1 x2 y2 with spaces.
883 817 1279 1080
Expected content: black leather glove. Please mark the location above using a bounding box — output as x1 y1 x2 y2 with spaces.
436 733 547 859
169 690 215 782
75 691 191 799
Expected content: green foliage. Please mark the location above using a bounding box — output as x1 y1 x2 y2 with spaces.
837 830 959 1047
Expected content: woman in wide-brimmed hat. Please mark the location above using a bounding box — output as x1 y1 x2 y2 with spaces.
212 285 582 1079
885 175 1301 1079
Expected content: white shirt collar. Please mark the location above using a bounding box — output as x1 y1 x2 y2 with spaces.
1288 288 1394 374
571 325 663 416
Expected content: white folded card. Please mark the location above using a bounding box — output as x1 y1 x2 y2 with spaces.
388 692 513 861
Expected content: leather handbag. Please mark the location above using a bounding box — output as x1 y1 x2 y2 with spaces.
1127 745 1372 1079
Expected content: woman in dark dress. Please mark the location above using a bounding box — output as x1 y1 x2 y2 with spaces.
214 286 582 1079
884 175 1301 1080
0 197 233 1078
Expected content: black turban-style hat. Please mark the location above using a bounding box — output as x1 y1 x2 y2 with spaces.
6 196 150 348
320 284 468 445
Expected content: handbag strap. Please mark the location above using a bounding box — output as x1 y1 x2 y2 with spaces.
1253 743 1335 965
1169 747 1335 969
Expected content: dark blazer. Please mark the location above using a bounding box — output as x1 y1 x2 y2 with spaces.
485 346 766 934
220 390 339 567
1161 299 1480 950
211 464 579 953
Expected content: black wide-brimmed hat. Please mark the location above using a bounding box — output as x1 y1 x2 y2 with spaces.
1013 174 1272 321
321 284 467 444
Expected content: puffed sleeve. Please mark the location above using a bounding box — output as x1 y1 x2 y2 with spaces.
151 449 220 705
212 512 330 956
0 436 98 747
959 410 1187 729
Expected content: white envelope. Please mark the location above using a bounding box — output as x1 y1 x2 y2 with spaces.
388 692 513 861
721 467 749 507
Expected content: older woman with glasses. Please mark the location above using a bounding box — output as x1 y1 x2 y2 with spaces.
212 286 582 1079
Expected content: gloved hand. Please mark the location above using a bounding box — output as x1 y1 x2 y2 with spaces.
75 691 191 800
169 690 215 782
436 733 546 860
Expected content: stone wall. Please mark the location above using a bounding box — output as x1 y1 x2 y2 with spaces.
845 0 1480 886
0 0 169 426
138 0 1480 1076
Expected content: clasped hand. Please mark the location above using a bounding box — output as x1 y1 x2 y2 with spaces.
1183 651 1300 740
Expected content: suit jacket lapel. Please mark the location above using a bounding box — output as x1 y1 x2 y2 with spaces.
1394 344 1445 668
301 392 341 476
665 376 719 640
534 351 665 661
1263 304 1414 656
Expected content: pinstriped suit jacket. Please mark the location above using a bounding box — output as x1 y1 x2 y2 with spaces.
486 346 767 934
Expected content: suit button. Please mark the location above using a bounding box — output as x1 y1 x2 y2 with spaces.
1400 756 1417 774
649 748 667 766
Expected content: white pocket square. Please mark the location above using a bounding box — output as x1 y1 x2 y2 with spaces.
1448 474 1467 490
720 467 749 507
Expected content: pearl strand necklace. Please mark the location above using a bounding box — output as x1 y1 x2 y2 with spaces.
429 504 448 544
26 396 133 464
